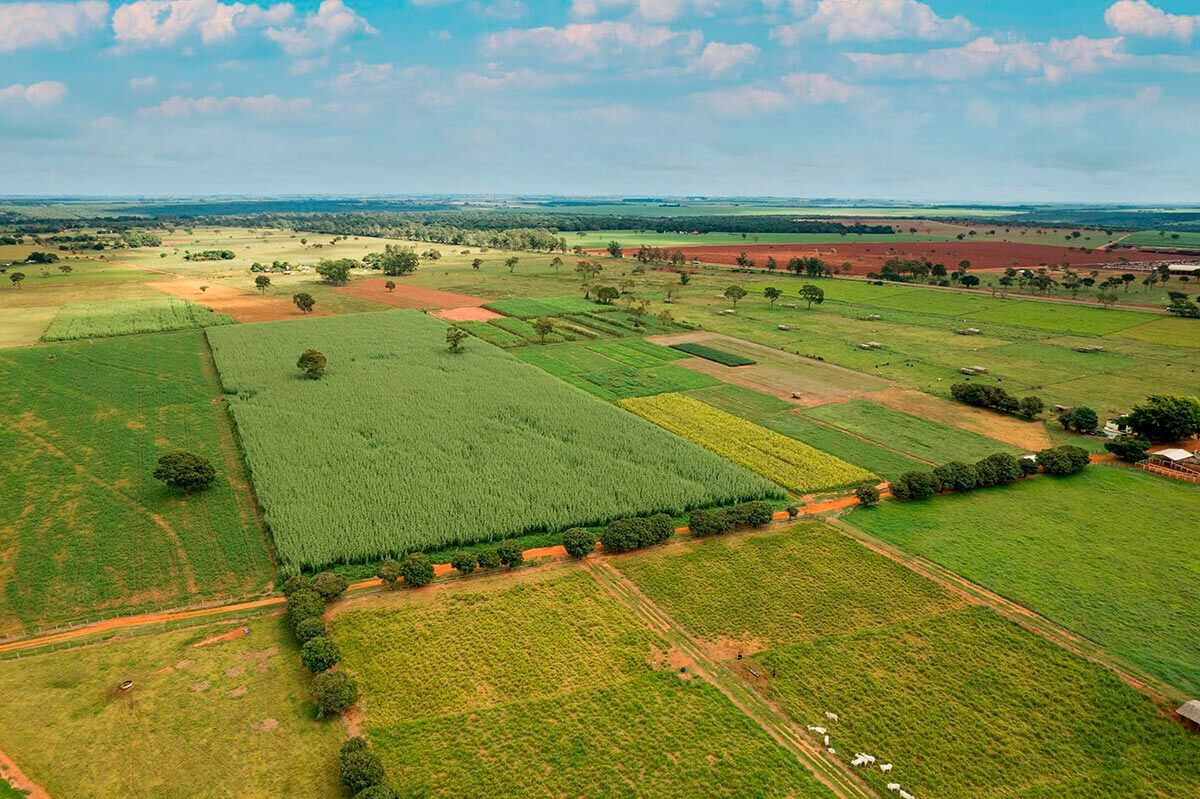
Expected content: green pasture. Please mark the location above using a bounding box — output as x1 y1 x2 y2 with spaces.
42 297 233 341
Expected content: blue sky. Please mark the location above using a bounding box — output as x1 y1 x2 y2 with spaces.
1 0 1197 201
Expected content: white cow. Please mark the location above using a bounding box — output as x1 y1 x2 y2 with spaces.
824 711 839 722
851 754 870 767
886 785 900 793
880 763 893 773
899 791 915 799
827 747 836 755
823 735 830 747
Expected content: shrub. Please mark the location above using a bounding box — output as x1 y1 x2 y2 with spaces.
287 588 326 630
741 501 774 527
339 737 386 794
688 508 733 537
1105 437 1150 463
313 672 358 718
376 558 401 586
1037 445 1090 476
932 461 978 492
891 471 939 501
300 636 340 673
450 550 477 575
152 450 216 493
496 539 524 567
399 553 434 587
562 527 596 558
785 505 800 518
294 617 327 645
1018 456 1040 476
312 571 349 601
281 575 311 598
855 485 880 506
646 513 677 544
476 549 501 570
601 518 643 553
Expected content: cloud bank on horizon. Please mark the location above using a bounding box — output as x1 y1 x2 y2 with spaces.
1 0 1196 201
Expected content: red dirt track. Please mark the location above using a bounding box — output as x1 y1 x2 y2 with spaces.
672 242 1168 274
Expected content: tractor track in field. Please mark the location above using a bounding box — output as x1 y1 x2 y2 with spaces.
0 744 51 798
583 557 878 799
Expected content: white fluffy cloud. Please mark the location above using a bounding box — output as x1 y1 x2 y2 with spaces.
570 0 725 22
129 75 158 89
772 0 973 43
0 81 70 107
0 2 109 53
848 35 1127 83
699 70 859 115
112 0 292 47
1105 1 1198 41
264 0 376 55
780 71 860 102
484 21 703 66
694 41 759 76
141 93 312 117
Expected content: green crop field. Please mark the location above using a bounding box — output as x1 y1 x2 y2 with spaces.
845 466 1200 695
481 295 602 318
209 311 777 570
1123 230 1200 250
615 525 1200 798
0 615 343 798
41 297 234 341
803 400 1020 463
0 331 273 635
332 567 832 799
670 341 756 366
515 338 718 401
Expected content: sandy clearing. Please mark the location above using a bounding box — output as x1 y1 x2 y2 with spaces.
336 279 489 310
432 306 505 322
151 279 325 323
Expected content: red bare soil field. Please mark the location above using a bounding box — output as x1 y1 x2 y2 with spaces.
672 242 1167 274
337 279 489 309
152 280 326 322
432 306 504 322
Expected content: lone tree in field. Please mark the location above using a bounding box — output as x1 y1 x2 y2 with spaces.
607 241 623 258
297 349 327 379
595 285 620 305
58 264 72 274
724 285 747 306
472 258 483 270
315 259 353 285
379 245 419 276
764 286 782 305
9 272 25 288
293 292 316 313
255 275 271 294
799 284 825 309
447 326 468 353
505 256 520 273
153 450 216 493
532 317 555 343
384 280 396 292
550 256 563 273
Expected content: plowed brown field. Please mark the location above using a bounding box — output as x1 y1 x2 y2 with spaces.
337 279 489 309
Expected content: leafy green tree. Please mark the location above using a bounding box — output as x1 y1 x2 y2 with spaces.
975 452 1023 486
687 508 733 536
798 284 825 309
496 539 524 567
1036 445 1091 475
724 285 747 306
294 617 327 644
932 461 978 492
765 256 777 271
339 737 385 793
297 349 327 379
855 485 880 505
9 272 25 288
300 636 340 672
293 292 316 313
384 280 395 292
476 549 501 570
400 553 434 587
450 550 476 575
311 571 349 601
1016 396 1044 420
1105 437 1150 462
281 575 311 598
600 518 643 553
254 275 271 294
447 327 468 353
152 450 216 493
550 256 563 272
679 271 690 285
607 241 623 258
315 259 353 285
562 527 596 558
379 245 419 276
532 317 555 343
355 786 398 799
1058 406 1098 433
763 286 782 305
58 264 73 274
1126 394 1200 442
472 258 483 270
890 471 939 500
287 588 326 630
595 285 620 304
376 558 402 586
314 672 359 718
505 256 520 273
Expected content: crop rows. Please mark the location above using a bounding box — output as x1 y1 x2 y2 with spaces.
42 297 233 341
670 342 756 366
482 295 600 318
209 311 778 570
489 315 568 344
452 320 526 347
622 393 877 494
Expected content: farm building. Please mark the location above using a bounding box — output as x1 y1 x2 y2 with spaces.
1148 448 1199 466
1178 700 1200 730
1167 263 1200 276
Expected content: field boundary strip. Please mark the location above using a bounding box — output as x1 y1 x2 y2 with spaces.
824 517 1188 707
0 746 49 799
582 557 876 799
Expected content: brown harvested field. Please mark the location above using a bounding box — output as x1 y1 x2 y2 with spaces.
867 388 1052 451
671 242 1168 275
649 331 889 404
151 279 324 322
431 306 504 322
336 279 489 309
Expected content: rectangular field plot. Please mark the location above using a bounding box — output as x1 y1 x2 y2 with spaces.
803 399 1020 463
622 393 877 494
0 617 343 798
516 339 716 401
41 297 234 341
615 525 1200 799
209 311 776 570
0 331 273 635
846 466 1200 695
331 567 833 799
482 295 601 318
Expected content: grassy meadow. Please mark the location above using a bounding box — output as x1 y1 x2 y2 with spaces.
42 297 233 341
615 525 1200 798
0 614 343 798
331 567 833 799
209 310 778 570
0 331 273 635
845 466 1200 695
